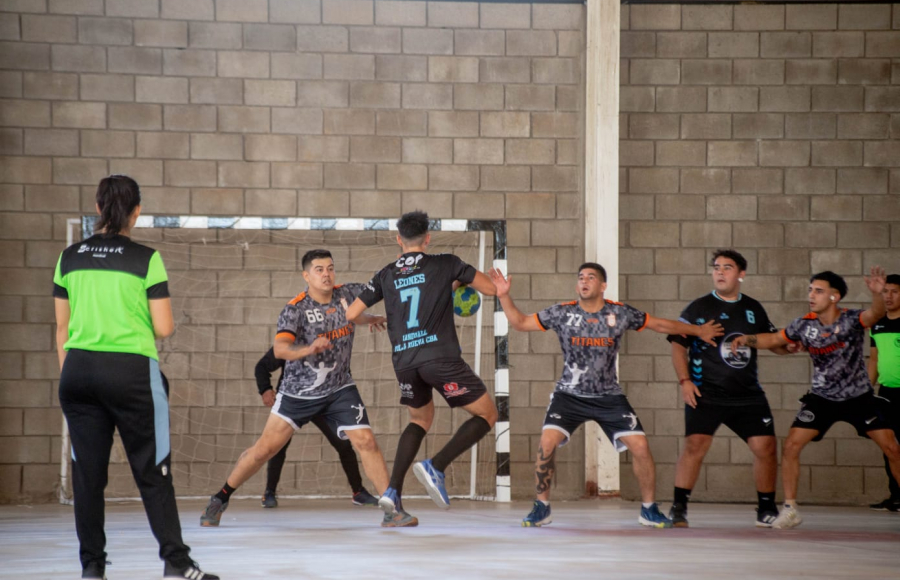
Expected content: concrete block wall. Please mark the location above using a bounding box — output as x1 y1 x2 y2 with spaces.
619 3 900 505
0 0 584 503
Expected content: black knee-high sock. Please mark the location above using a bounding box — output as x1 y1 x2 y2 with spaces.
673 486 692 506
431 416 492 473
390 423 427 494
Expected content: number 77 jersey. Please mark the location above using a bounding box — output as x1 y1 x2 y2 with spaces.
357 251 477 371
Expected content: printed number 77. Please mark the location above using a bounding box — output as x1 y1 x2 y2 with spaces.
400 287 421 329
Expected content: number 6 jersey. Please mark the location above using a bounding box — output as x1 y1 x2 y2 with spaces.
275 283 365 399
357 252 476 371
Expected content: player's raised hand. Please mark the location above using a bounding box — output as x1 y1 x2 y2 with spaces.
864 265 886 295
680 379 701 409
308 336 332 354
697 320 724 346
488 268 511 297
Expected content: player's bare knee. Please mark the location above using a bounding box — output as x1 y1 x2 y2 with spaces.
480 405 498 427
349 431 378 453
683 437 709 457
750 437 777 458
782 438 804 458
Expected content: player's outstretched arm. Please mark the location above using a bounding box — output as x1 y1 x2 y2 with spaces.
861 265 887 328
468 270 497 296
488 268 542 332
646 317 724 346
273 335 332 361
730 332 787 354
343 297 369 324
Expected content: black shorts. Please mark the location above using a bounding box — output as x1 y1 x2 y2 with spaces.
685 399 775 441
272 386 370 439
395 358 487 409
791 391 892 441
543 392 644 452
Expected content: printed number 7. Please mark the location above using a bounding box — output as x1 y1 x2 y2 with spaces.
400 287 421 329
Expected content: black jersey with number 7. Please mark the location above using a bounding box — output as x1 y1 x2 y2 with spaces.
358 252 476 371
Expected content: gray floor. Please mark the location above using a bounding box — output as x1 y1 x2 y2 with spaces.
1 499 898 579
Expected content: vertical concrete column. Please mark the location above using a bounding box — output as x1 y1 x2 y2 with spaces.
584 0 620 495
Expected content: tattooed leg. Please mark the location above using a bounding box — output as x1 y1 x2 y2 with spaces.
535 429 567 502
535 445 557 501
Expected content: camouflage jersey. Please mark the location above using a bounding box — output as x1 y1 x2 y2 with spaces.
274 283 365 399
536 299 648 397
782 308 873 401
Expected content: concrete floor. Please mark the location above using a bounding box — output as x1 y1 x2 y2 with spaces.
0 498 897 579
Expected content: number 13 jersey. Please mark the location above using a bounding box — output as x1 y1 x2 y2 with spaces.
358 252 476 371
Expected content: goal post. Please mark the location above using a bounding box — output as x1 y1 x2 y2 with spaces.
62 216 510 504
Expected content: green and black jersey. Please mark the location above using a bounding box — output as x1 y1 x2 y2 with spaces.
871 316 900 388
53 233 169 360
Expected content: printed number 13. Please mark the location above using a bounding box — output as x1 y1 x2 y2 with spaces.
400 287 420 329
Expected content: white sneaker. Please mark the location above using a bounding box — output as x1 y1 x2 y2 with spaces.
772 505 802 529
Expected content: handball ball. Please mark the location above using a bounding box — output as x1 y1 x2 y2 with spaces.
453 285 481 317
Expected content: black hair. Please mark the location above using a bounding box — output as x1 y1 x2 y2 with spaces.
396 210 429 244
578 262 607 283
710 249 747 272
810 271 848 299
95 174 140 236
886 274 900 287
301 249 333 271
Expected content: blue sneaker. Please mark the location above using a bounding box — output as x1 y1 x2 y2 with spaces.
413 459 450 509
378 486 399 518
522 500 552 527
639 503 673 528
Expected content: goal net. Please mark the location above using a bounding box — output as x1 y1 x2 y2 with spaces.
61 217 509 504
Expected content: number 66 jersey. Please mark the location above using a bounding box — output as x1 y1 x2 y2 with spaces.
275 283 366 399
357 252 476 371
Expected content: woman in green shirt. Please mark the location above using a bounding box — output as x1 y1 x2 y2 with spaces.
54 175 218 580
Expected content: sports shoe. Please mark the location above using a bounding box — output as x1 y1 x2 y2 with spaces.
378 486 400 517
381 508 419 528
869 497 900 512
772 505 802 529
261 489 278 508
81 560 106 579
413 459 450 509
756 508 779 528
163 559 219 579
199 496 228 527
668 502 689 528
522 500 552 527
639 503 673 528
352 487 379 507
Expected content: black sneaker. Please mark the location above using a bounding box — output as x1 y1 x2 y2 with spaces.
668 502 689 528
352 487 379 507
261 489 278 508
756 508 779 528
163 560 219 580
81 560 106 579
200 496 228 527
869 497 900 512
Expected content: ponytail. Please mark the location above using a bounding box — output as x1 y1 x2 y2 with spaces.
95 175 141 235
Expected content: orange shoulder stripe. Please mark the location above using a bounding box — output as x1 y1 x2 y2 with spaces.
288 291 307 305
605 298 624 306
802 312 817 320
560 300 577 306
